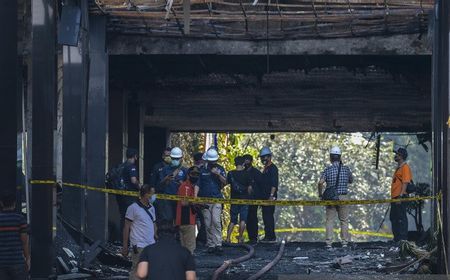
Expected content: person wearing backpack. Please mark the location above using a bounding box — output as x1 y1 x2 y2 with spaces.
226 156 253 244
390 148 412 243
318 146 353 249
122 185 156 280
116 148 142 233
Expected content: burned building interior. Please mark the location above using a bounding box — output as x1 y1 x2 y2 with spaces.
2 0 450 279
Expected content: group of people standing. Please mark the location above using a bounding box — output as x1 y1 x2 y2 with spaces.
316 146 413 249
114 145 279 279
148 146 280 253
113 144 413 279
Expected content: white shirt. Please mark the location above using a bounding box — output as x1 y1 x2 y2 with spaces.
125 202 156 248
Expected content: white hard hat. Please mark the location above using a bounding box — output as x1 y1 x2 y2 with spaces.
170 147 183 158
330 146 341 155
259 146 272 157
204 148 219 161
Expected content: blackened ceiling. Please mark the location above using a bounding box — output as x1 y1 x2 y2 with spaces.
110 55 431 132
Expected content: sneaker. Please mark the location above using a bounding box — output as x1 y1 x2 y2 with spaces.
207 247 215 254
215 246 223 255
247 239 258 245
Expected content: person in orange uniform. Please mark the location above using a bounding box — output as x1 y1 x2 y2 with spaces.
176 166 200 254
390 148 412 242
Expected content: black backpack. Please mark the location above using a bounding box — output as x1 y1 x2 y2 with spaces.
230 172 248 195
105 162 127 190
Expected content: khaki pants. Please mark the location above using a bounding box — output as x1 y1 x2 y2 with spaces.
180 225 196 254
325 195 350 246
130 247 144 280
202 203 222 248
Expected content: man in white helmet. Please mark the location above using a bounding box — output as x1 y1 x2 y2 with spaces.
197 148 227 254
318 146 353 249
259 146 279 243
157 147 187 222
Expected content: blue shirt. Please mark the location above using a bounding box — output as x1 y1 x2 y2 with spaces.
159 166 187 195
320 161 353 195
123 162 139 191
198 165 226 198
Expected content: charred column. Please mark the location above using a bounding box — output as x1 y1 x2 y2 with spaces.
30 0 56 277
0 0 18 194
85 15 108 242
432 0 450 272
61 0 89 245
108 88 126 241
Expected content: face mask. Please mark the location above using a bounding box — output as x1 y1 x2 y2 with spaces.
189 177 199 184
171 159 181 167
163 156 172 164
150 194 157 204
261 157 269 165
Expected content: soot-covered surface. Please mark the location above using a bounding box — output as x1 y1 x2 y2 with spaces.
195 241 406 280
55 226 412 280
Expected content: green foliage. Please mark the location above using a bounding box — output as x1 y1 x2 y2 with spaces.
170 132 432 242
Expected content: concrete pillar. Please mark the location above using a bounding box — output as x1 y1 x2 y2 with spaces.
85 15 108 242
61 1 89 248
108 88 126 241
30 0 56 277
61 45 86 233
432 0 450 272
0 0 18 194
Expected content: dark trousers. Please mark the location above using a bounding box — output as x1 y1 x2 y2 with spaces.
0 265 27 280
247 205 276 240
262 205 276 239
247 205 259 241
196 210 207 244
390 202 408 242
116 195 136 233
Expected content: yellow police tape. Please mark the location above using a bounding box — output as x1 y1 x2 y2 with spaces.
30 180 439 207
268 228 393 238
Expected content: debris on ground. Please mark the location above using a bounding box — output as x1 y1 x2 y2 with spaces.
54 221 436 280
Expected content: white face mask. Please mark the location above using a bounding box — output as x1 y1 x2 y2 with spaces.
171 159 181 167
150 194 157 204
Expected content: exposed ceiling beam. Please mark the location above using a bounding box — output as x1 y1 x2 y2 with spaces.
108 33 431 55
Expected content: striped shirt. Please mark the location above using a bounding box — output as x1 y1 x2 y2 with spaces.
0 211 28 267
320 161 353 195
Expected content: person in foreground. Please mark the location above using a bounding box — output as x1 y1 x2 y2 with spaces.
136 220 196 280
0 191 30 280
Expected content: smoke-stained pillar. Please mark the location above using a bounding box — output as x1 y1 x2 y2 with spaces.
30 0 56 277
108 88 126 241
85 15 108 242
0 0 18 195
432 0 450 272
